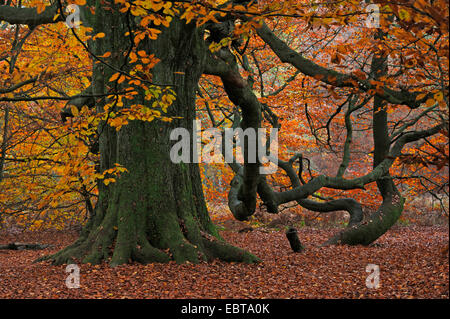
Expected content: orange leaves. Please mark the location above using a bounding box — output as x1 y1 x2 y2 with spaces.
180 7 197 25
352 69 367 81
132 29 161 46
128 50 160 72
425 98 436 107
1 0 447 238
0 10 94 226
147 28 162 40
129 52 139 64
92 32 106 40
73 0 87 5
99 51 112 58
35 1 47 14
140 14 173 28
109 72 120 82
108 116 129 130
330 53 342 65
117 74 126 84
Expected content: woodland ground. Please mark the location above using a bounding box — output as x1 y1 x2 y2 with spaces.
0 222 448 299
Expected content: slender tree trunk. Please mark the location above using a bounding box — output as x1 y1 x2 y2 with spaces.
39 3 258 266
0 104 8 183
325 32 405 246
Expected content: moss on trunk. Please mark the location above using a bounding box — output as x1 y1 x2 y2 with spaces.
37 5 258 266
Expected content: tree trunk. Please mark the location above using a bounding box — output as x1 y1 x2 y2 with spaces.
325 32 404 246
39 3 258 266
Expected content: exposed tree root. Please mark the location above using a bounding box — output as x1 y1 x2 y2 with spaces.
35 213 260 266
324 195 405 246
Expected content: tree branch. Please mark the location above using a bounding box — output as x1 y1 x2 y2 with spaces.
0 3 64 26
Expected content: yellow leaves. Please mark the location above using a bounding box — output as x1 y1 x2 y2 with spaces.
398 9 411 22
145 86 162 100
108 116 128 131
433 91 444 103
180 9 196 24
103 178 116 186
209 37 231 53
422 91 444 109
161 93 176 106
130 6 148 16
70 105 79 117
93 164 129 186
104 92 176 131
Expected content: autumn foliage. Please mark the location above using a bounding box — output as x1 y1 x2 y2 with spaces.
0 1 448 247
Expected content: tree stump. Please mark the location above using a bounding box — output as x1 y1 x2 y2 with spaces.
285 227 304 253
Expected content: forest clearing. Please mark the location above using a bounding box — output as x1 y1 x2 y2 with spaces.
0 0 448 303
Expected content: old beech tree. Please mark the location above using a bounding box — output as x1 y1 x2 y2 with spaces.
0 0 447 265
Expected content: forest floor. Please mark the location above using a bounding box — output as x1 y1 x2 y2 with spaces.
0 224 448 299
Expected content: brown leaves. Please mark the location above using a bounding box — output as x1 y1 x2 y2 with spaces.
0 226 448 299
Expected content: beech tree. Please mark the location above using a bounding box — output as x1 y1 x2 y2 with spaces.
0 0 447 265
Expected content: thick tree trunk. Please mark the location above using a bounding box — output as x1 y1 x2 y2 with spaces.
39 4 258 266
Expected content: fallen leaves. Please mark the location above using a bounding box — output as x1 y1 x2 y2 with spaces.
0 225 448 299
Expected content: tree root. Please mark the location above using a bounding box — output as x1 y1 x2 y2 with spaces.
34 226 260 266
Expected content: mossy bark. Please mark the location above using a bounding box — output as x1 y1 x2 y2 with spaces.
38 2 258 266
325 43 404 246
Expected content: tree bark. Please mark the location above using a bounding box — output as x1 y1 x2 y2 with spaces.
286 227 304 253
38 3 258 266
324 32 405 246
